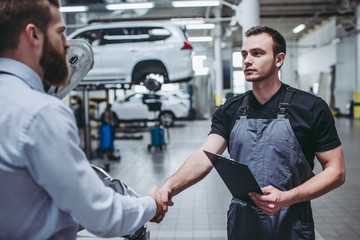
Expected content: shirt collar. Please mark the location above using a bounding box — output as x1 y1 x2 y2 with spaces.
0 57 45 93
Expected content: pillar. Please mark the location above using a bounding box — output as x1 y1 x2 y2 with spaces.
355 3 360 118
214 5 223 107
236 0 260 91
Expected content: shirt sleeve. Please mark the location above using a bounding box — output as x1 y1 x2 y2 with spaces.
209 96 242 142
20 102 156 237
310 98 341 152
209 104 230 141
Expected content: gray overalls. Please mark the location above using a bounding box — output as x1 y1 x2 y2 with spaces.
227 88 315 240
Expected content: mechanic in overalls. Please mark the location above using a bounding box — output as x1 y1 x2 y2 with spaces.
156 26 345 239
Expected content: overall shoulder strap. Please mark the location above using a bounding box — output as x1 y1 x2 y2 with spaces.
278 86 296 115
239 90 251 116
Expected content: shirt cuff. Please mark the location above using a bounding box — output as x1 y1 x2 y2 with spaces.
137 196 157 220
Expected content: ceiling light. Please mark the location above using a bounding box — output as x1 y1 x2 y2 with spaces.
188 36 213 42
106 2 154 10
59 6 88 13
172 1 220 8
171 18 205 26
293 24 306 34
186 24 215 30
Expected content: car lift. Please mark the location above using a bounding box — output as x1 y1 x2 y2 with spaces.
75 82 131 171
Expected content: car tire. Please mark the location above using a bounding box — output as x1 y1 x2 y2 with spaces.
132 60 168 85
159 111 175 127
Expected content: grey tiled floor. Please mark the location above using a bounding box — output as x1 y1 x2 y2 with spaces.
93 117 360 240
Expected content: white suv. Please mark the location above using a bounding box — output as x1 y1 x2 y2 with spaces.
67 21 194 85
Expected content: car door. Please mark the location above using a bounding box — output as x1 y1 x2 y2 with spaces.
100 28 143 82
113 93 151 121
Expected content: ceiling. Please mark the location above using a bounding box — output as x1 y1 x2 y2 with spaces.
61 0 358 47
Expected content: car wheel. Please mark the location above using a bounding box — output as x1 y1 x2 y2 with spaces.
132 61 168 85
159 111 174 127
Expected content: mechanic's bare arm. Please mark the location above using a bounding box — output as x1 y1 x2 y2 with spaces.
160 134 227 207
250 145 345 216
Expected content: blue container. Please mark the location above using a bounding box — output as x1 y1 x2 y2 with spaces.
151 125 165 147
100 124 114 150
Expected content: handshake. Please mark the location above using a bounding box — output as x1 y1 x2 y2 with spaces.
147 185 173 223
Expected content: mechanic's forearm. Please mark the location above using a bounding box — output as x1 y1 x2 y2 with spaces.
162 149 213 197
288 168 345 205
286 159 345 206
162 133 227 198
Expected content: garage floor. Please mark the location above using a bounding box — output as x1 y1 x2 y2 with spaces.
90 117 360 240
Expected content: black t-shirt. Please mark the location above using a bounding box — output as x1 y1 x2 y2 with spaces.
210 83 341 169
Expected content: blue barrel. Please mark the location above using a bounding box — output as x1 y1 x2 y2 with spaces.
158 126 165 145
151 125 165 147
100 124 114 150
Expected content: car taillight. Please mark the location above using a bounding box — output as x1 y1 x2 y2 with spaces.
181 41 193 50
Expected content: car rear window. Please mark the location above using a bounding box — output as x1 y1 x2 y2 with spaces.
101 27 171 44
73 29 103 46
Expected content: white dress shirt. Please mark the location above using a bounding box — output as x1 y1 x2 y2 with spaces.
0 58 156 240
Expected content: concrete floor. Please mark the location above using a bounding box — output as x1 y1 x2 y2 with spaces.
91 117 360 240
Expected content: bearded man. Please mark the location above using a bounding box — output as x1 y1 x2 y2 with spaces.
0 1 164 239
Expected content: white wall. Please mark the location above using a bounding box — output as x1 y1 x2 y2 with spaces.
281 40 298 88
296 19 337 103
297 44 336 76
290 18 357 112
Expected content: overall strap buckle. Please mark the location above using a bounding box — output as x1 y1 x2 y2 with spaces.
278 87 296 115
239 91 251 116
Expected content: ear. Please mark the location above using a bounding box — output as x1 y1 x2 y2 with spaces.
275 52 285 68
24 24 43 47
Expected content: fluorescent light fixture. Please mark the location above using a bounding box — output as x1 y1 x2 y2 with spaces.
59 6 88 13
293 24 306 34
171 18 205 26
104 34 149 41
106 2 154 10
188 36 213 42
186 23 215 30
172 1 220 8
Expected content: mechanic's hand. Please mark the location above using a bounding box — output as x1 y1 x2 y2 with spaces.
249 185 290 216
149 184 174 223
158 184 174 212
147 186 165 223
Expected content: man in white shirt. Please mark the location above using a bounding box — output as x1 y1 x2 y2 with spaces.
0 0 164 239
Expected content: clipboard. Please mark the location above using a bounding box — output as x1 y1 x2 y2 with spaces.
204 150 263 205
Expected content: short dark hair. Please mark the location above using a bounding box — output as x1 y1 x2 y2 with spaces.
0 0 60 53
245 26 286 56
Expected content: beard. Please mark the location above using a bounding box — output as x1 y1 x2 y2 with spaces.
40 35 69 87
